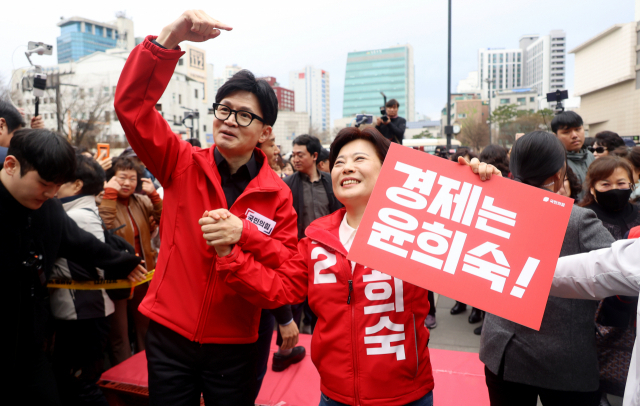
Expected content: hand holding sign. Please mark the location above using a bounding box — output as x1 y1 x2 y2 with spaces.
157 10 233 49
347 143 573 330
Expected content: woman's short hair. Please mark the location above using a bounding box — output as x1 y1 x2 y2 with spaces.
579 156 635 207
386 99 400 108
450 147 477 162
510 131 566 187
595 131 625 152
107 156 145 193
480 144 510 177
329 127 391 171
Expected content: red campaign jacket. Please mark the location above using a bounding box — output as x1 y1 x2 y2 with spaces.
217 208 434 405
114 36 298 344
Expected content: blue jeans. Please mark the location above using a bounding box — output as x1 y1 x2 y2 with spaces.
319 391 433 406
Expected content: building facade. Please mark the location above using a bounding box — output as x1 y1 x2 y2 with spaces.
520 30 566 97
342 45 414 122
478 48 523 97
289 66 330 132
271 111 310 153
260 77 295 112
489 88 539 113
57 17 119 63
570 21 640 136
12 45 215 148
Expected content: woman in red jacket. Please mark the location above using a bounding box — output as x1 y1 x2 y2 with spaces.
205 128 499 405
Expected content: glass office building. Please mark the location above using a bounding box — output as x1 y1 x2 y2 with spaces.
57 18 118 63
343 45 414 121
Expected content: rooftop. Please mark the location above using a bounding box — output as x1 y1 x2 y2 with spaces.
57 16 117 30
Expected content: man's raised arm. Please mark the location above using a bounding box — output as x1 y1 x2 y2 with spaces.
114 11 232 185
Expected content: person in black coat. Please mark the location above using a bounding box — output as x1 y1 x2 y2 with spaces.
579 156 640 404
0 129 146 405
375 99 406 145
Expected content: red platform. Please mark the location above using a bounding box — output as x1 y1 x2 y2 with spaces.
99 332 489 405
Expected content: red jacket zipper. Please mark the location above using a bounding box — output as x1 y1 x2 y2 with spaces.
341 256 362 406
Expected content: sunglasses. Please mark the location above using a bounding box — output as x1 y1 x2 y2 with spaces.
587 146 606 154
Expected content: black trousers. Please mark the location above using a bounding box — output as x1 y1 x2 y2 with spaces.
255 309 275 400
146 320 258 406
485 366 600 406
427 291 436 316
52 317 110 406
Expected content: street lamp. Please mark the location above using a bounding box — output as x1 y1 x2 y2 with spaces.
485 78 495 144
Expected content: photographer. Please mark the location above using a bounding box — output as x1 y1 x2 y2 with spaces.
375 99 406 144
0 129 146 405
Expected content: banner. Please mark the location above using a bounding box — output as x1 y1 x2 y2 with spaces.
347 143 573 330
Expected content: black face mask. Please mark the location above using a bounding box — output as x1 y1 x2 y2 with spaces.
595 188 632 212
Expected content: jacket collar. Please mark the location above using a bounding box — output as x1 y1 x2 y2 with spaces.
213 147 260 180
305 208 349 257
60 194 98 212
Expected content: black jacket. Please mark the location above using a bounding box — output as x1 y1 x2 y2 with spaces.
0 180 142 374
376 116 406 144
283 170 343 240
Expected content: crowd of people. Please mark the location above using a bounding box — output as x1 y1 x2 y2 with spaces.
5 9 640 406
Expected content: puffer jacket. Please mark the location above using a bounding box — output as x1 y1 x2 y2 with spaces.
217 208 434 406
99 192 162 271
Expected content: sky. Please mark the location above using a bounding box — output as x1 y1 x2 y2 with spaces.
1 0 635 126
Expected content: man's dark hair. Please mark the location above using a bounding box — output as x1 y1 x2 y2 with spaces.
595 131 625 152
318 148 330 162
74 153 105 196
0 99 26 133
8 129 75 183
550 111 583 134
510 131 566 187
216 70 279 127
329 127 390 171
185 138 201 147
386 99 400 108
293 134 322 159
479 144 510 177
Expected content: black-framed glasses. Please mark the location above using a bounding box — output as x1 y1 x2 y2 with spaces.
212 103 265 127
588 146 606 154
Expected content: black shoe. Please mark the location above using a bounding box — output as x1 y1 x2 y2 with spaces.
272 346 306 372
468 308 483 324
450 302 467 315
474 324 483 335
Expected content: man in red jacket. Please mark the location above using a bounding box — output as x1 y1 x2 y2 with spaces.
114 10 299 406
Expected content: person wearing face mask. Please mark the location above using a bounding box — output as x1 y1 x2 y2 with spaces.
480 131 615 406
578 156 639 405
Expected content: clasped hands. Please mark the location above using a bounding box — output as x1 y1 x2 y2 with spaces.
199 209 243 257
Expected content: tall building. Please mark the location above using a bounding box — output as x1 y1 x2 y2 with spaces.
56 14 135 64
477 30 566 100
570 20 640 136
342 45 415 121
212 64 242 96
520 30 566 97
289 66 330 132
259 77 295 112
477 48 523 97
56 17 119 63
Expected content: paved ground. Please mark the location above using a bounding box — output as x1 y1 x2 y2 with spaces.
427 294 623 406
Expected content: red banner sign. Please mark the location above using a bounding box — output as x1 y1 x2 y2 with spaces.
347 143 573 330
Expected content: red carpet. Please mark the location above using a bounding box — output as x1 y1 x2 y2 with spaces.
100 332 489 405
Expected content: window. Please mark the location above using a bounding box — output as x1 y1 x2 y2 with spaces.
89 88 94 97
517 97 526 105
178 59 184 66
194 89 198 98
178 94 182 104
114 111 119 121
173 115 177 124
458 113 466 118
203 125 207 132
500 98 510 104
636 71 640 90
112 86 116 94
79 88 85 99
530 97 535 102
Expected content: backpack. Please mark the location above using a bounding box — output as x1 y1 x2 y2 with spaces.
82 208 138 300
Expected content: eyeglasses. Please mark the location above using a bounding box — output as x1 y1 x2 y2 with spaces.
588 146 606 154
212 103 265 127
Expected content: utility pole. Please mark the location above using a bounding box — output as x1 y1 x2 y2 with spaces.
485 77 495 144
445 0 453 150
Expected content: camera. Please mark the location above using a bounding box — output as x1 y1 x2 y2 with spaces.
380 106 389 123
33 72 47 98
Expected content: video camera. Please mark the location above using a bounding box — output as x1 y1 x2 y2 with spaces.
380 92 389 123
547 90 569 115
